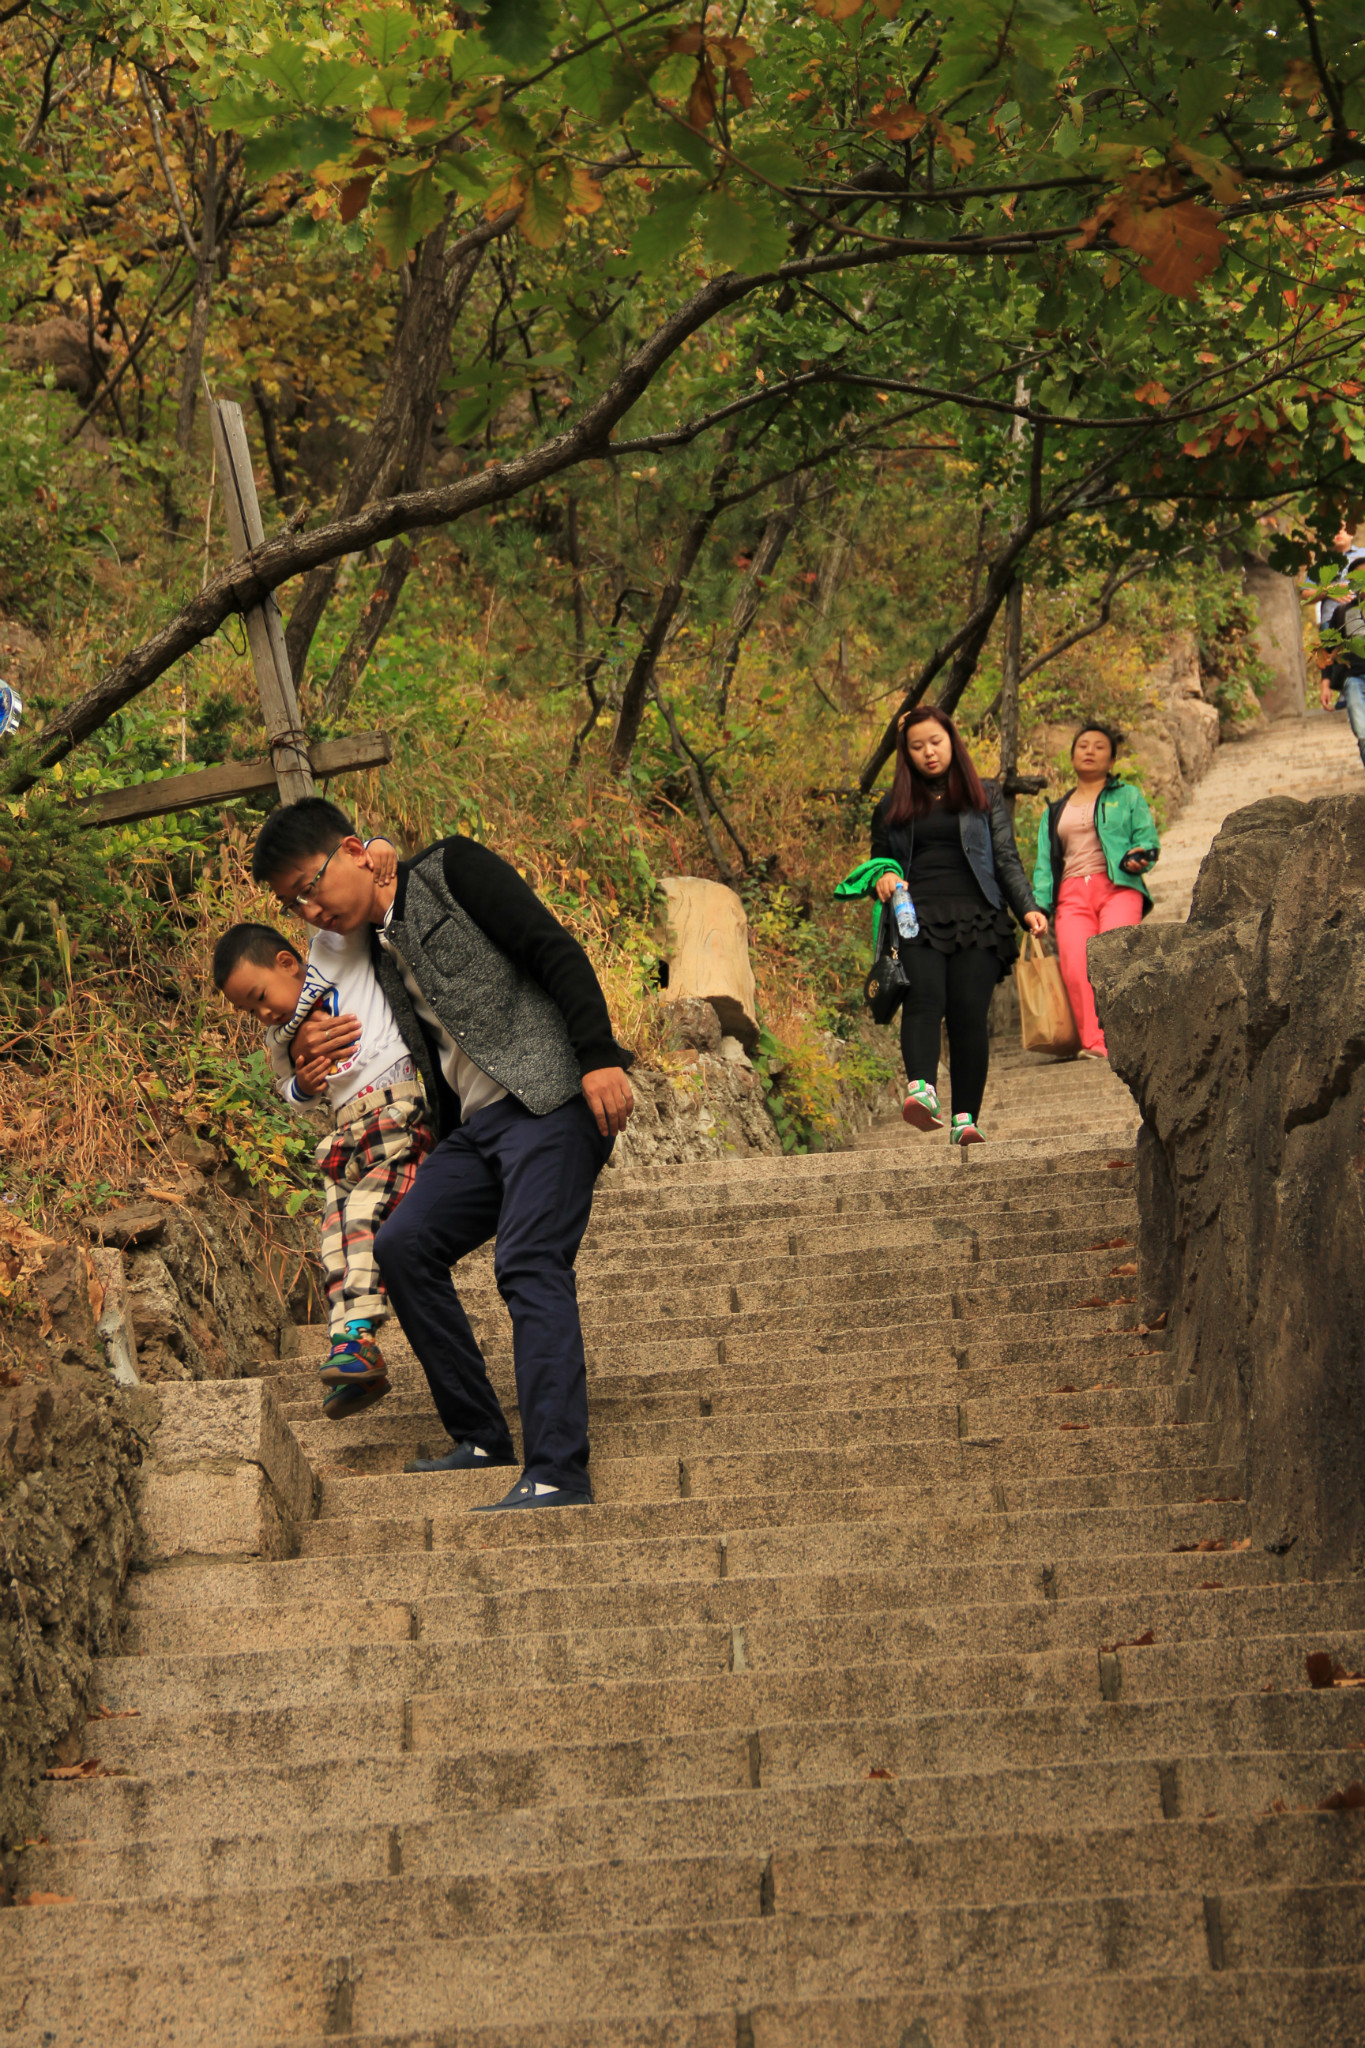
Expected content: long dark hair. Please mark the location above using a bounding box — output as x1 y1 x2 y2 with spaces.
885 706 989 825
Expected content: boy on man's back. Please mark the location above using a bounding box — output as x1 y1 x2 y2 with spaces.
213 903 433 1418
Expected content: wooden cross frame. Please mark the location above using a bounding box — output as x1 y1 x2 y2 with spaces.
77 390 391 828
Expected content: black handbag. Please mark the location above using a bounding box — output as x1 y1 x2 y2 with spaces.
864 902 909 1024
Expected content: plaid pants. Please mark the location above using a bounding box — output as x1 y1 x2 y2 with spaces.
315 1086 434 1335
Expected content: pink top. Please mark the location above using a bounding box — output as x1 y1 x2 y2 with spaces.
1058 796 1108 881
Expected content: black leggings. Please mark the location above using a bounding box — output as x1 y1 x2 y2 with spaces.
898 944 1002 1122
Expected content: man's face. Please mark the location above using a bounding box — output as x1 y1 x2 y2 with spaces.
221 948 305 1026
267 835 382 936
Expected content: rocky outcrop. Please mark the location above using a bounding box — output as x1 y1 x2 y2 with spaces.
1090 792 1365 1570
2 316 110 404
1125 630 1222 816
0 1220 151 1860
1241 555 1308 720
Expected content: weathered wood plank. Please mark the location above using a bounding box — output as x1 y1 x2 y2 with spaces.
206 393 313 802
75 732 391 827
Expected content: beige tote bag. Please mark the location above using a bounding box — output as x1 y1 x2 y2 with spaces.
1017 933 1080 1057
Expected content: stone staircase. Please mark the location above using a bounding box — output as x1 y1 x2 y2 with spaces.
9 716 1365 2043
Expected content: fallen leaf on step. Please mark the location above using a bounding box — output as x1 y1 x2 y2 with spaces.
866 1766 895 1780
1229 1537 1252 1551
14 1892 75 1907
1100 1629 1156 1653
1197 1496 1242 1505
1173 1537 1226 1553
1198 1581 1224 1591
1318 1781 1365 1812
1051 1383 1079 1394
1260 1682 1275 1693
1109 1263 1139 1277
42 1757 127 1780
1087 1236 1129 1250
1060 1421 1091 1431
1087 1382 1119 1392
1306 1652 1365 1689
1075 1297 1108 1309
1105 1161 1132 1170
1265 1797 1289 1814
86 1706 140 1721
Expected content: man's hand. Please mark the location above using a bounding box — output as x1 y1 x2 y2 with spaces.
582 1066 634 1139
293 1007 362 1072
1023 910 1048 937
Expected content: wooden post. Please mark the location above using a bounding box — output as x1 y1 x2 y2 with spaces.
205 391 314 803
658 877 759 1050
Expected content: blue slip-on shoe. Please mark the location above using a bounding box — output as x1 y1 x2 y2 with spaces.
472 1477 594 1513
322 1377 390 1420
403 1440 518 1474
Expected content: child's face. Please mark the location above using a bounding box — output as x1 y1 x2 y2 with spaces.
221 948 305 1026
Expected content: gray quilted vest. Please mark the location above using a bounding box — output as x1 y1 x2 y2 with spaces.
378 851 583 1117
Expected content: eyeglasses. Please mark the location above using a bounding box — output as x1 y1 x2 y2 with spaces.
282 845 339 913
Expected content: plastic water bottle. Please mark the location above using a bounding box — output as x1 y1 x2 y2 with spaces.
0 680 21 741
891 880 919 939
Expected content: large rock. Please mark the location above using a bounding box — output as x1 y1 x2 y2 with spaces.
2 316 110 403
1125 630 1221 818
1242 556 1308 720
1090 793 1365 1569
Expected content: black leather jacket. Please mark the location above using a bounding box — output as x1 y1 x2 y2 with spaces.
871 780 1039 924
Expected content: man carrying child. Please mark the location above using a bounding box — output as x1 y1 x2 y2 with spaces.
248 798 635 1514
213 834 433 1419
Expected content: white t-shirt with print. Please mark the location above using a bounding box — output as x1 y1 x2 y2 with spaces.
265 926 414 1113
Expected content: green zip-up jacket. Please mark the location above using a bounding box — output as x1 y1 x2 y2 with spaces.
1032 777 1160 916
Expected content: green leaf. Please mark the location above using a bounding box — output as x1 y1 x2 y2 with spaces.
372 168 448 266
561 42 617 120
244 114 357 179
254 42 312 104
480 0 556 67
698 190 789 275
434 152 492 198
739 142 805 191
519 161 570 246
360 8 415 63
628 184 704 275
628 108 713 177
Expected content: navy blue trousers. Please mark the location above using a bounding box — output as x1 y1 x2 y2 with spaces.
374 1094 610 1492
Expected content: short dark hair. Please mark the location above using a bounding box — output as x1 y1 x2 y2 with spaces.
251 797 355 885
212 922 301 991
1071 722 1123 761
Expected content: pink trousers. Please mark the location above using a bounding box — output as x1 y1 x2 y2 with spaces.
1054 874 1144 1055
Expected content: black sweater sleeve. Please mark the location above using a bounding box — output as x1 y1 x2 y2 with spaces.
870 797 894 863
436 837 633 1074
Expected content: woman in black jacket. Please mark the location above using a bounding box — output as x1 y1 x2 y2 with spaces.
870 705 1046 1144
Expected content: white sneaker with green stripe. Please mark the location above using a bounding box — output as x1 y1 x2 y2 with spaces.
950 1113 985 1146
902 1080 943 1131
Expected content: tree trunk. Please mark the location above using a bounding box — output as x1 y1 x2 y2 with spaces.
319 539 415 720
997 576 1023 821
175 121 217 454
608 428 743 776
714 468 809 717
285 214 503 688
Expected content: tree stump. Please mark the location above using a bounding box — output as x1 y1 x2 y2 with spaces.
659 877 759 1050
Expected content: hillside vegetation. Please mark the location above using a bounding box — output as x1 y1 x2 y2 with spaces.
0 0 1361 1232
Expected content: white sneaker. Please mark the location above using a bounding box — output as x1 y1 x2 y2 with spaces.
902 1080 943 1130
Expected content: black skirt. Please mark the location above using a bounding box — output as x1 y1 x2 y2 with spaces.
902 895 1017 974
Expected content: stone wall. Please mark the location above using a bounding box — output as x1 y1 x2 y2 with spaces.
1090 793 1365 1571
0 1222 153 1863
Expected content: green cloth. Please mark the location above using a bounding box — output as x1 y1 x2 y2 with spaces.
1032 779 1160 914
835 856 904 948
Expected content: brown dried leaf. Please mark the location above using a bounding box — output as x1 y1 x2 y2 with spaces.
687 66 717 131
1198 1582 1223 1591
86 1706 140 1722
339 177 374 225
1318 1781 1365 1812
1108 1262 1139 1277
866 1765 895 1780
866 97 924 142
1172 1537 1224 1554
1100 1629 1156 1654
1051 1384 1079 1395
1075 1296 1108 1309
1060 1421 1091 1432
15 1892 75 1907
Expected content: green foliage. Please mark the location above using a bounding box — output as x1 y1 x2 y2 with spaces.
0 793 128 1020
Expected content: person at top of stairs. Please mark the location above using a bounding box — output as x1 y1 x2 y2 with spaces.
865 704 1046 1146
211 883 435 1423
252 797 637 1514
1032 723 1160 1063
1315 519 1365 772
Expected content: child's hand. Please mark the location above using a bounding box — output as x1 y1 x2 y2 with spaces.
294 1049 332 1097
366 837 398 887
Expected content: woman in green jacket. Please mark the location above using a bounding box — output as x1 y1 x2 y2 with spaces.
1033 724 1159 1060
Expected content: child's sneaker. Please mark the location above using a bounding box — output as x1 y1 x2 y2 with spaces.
902 1080 943 1131
950 1113 985 1147
322 1376 391 1420
319 1327 388 1389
